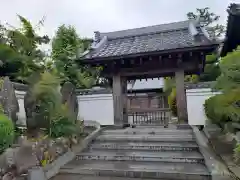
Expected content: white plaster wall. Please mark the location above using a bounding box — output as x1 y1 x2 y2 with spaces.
15 87 221 126
14 90 114 126
186 88 221 126
77 94 114 125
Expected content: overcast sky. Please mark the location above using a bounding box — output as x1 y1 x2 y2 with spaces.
0 0 238 40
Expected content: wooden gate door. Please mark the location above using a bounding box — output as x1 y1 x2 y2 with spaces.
127 94 171 126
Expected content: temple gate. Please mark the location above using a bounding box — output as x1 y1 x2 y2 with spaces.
80 20 218 126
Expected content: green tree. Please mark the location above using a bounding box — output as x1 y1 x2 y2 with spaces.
26 71 79 138
204 47 240 161
215 46 240 92
199 54 221 82
186 7 223 82
0 15 50 83
25 71 61 134
204 47 240 130
52 25 98 88
187 7 225 39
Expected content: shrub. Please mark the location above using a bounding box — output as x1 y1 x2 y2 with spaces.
204 95 221 125
168 88 177 117
0 114 14 153
26 71 61 132
49 104 77 138
204 89 240 130
234 143 240 164
215 47 240 91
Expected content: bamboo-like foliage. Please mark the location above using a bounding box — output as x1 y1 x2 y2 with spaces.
29 71 78 138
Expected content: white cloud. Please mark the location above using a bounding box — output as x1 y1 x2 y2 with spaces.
0 0 238 40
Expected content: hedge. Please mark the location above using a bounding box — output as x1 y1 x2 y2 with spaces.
204 89 240 132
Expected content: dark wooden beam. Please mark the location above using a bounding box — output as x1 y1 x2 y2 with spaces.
118 61 197 77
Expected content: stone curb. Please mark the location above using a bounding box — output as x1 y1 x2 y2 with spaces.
35 126 105 180
203 127 240 180
44 150 75 179
192 126 231 180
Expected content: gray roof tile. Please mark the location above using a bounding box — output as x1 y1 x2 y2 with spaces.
83 20 214 60
100 20 191 39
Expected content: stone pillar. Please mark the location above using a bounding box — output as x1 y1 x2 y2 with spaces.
112 74 127 125
175 70 188 123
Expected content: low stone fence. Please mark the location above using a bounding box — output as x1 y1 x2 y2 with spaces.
0 124 104 180
40 126 104 180
192 126 231 180
203 124 240 180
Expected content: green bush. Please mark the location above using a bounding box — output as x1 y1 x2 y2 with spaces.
0 114 14 153
26 71 62 132
49 104 77 138
204 95 221 126
204 89 240 130
234 143 240 164
25 71 80 138
168 88 177 117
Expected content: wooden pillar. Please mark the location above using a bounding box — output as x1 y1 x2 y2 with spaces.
163 95 168 108
122 77 128 124
112 74 128 125
157 95 161 108
175 70 188 123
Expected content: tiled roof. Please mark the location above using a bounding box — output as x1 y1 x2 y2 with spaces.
82 20 215 60
99 20 191 39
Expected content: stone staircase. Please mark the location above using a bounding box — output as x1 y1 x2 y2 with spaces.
52 126 211 180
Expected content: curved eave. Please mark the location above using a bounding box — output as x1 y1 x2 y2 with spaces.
80 43 219 64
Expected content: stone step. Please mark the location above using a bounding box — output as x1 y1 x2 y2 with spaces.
90 142 199 151
51 174 183 180
76 150 204 163
102 128 193 135
60 160 210 180
96 134 195 142
131 124 191 129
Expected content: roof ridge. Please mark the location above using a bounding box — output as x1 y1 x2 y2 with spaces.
101 20 190 34
100 20 191 39
106 28 189 40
